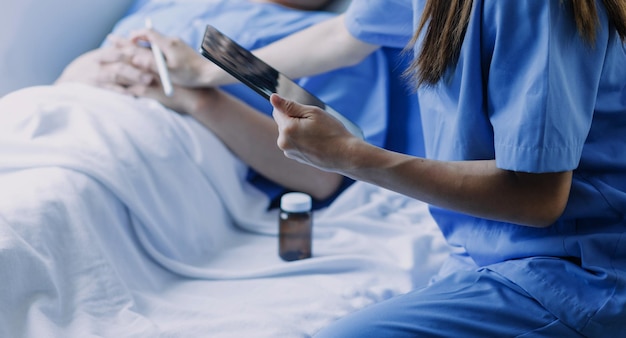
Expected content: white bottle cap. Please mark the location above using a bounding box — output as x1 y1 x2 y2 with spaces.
280 192 312 213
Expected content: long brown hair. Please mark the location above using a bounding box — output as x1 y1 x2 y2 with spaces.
406 0 626 87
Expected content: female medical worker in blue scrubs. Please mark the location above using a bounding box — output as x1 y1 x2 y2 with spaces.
130 0 625 335
267 0 626 336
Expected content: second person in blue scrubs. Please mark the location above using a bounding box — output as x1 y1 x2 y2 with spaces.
102 0 625 335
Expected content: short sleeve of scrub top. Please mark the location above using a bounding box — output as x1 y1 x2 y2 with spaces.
484 1 606 173
416 0 607 173
344 0 415 48
344 0 428 158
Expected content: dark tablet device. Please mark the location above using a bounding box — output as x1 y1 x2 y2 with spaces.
199 25 364 139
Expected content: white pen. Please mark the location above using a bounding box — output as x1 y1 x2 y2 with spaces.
145 18 173 96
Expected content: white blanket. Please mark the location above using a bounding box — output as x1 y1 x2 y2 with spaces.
0 84 449 337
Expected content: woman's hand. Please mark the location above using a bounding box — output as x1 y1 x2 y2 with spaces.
126 29 212 88
270 94 361 173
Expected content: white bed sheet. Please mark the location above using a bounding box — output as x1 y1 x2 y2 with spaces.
0 84 450 337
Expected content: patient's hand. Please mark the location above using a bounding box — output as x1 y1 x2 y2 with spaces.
121 68 214 117
55 43 154 93
127 29 210 88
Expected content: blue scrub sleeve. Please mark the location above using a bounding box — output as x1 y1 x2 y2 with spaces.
344 0 426 157
485 0 607 173
344 0 414 48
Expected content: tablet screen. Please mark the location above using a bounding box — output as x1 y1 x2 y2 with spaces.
199 25 364 139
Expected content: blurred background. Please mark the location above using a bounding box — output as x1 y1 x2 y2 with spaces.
0 0 135 97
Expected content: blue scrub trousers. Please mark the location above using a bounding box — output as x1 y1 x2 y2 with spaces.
314 268 584 337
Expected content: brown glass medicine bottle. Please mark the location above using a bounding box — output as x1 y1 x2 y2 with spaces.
279 192 312 261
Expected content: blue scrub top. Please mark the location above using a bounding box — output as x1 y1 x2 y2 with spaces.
110 0 391 209
346 0 626 335
345 0 426 157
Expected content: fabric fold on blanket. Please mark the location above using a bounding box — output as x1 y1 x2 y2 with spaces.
0 168 162 337
1 84 255 271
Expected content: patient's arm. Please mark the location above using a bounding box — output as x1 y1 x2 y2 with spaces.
129 14 379 88
126 81 344 200
58 37 343 199
112 33 342 199
246 15 379 82
55 43 154 92
94 33 346 199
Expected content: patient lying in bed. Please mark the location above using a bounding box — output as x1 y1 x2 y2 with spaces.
57 0 389 210
31 0 390 261
0 0 449 336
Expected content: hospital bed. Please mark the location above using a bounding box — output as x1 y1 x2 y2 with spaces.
0 0 450 336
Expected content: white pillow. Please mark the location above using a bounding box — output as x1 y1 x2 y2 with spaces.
0 0 135 96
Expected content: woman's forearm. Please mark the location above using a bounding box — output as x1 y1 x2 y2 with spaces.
270 95 572 227
342 142 572 227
